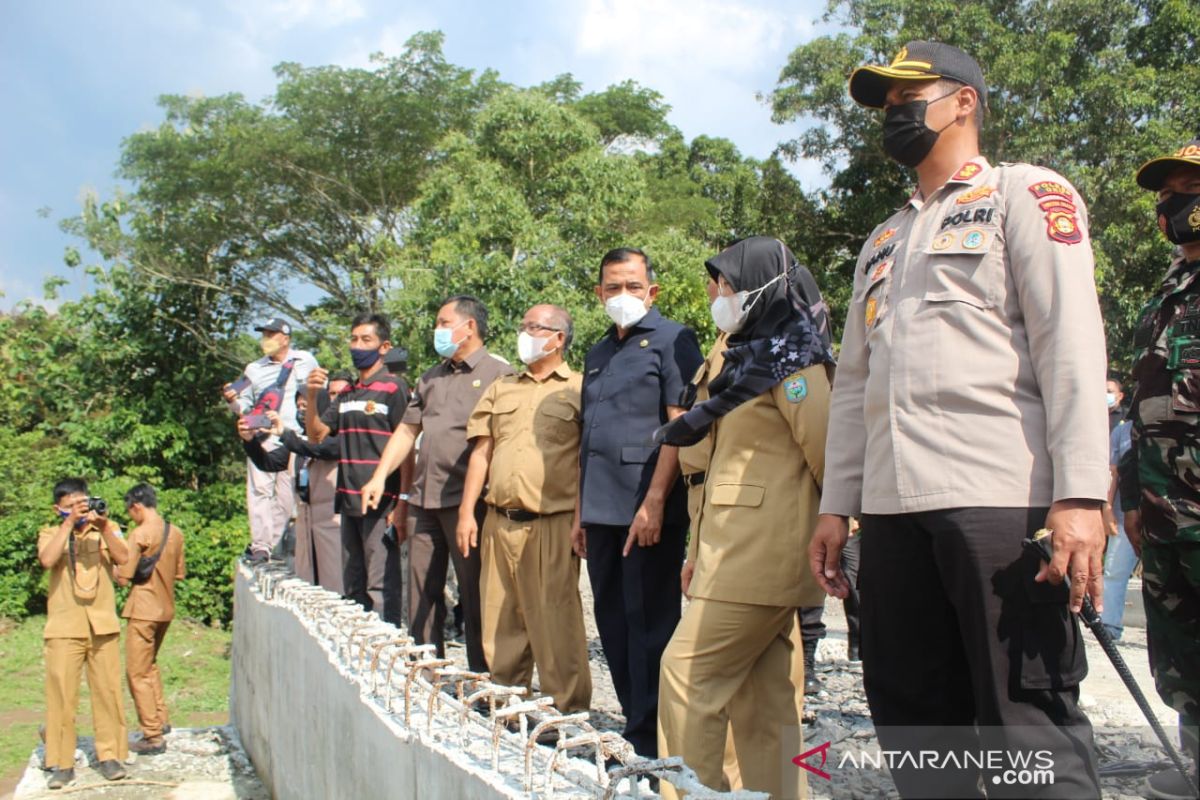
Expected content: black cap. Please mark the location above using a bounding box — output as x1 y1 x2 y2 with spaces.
849 41 988 110
1136 138 1200 191
253 317 292 336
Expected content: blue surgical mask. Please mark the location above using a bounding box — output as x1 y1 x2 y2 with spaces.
1106 392 1117 410
433 320 468 359
56 507 87 528
350 348 382 370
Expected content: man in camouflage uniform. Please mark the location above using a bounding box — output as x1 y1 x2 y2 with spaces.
1121 137 1200 800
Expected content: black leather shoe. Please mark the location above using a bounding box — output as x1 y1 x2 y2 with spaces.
46 768 74 789
96 759 127 781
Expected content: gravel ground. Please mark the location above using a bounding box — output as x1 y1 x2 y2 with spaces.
13 726 266 799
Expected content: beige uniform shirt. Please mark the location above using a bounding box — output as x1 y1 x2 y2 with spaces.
678 335 727 525
120 519 186 622
687 349 831 607
40 521 123 639
466 363 582 515
821 157 1110 517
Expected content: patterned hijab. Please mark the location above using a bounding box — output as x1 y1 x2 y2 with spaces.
654 237 834 446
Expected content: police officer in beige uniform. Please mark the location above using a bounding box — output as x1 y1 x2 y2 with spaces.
39 478 130 789
809 42 1109 798
657 237 833 799
456 304 591 712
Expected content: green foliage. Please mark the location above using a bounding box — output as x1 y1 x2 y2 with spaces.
769 0 1200 366
0 448 246 626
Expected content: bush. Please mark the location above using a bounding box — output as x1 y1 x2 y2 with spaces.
0 437 248 626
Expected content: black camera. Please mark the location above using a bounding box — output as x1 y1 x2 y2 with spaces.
87 497 108 515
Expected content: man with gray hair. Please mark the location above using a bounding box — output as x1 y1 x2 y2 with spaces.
455 304 591 712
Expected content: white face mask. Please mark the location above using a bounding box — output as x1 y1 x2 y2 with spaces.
517 332 554 365
605 293 649 329
709 272 785 334
1106 392 1117 409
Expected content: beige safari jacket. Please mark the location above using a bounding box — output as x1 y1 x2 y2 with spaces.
821 157 1110 517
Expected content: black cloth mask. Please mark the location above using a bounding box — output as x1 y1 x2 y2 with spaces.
1157 192 1200 245
882 91 958 168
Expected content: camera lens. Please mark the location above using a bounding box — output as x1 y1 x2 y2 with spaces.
88 497 108 515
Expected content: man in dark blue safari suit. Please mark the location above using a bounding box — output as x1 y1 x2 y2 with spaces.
573 247 704 758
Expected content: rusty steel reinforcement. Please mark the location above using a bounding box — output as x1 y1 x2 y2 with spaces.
243 563 768 799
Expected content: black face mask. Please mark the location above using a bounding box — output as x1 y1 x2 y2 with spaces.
882 91 959 168
1156 192 1200 245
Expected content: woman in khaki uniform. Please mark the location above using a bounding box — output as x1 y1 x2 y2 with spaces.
656 237 833 799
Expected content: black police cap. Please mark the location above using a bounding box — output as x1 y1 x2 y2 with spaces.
849 41 988 110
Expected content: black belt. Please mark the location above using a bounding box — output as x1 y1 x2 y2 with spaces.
684 471 706 487
493 506 540 522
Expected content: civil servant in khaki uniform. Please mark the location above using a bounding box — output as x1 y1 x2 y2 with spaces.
117 482 186 756
38 478 130 789
809 42 1109 798
456 304 592 712
656 237 833 799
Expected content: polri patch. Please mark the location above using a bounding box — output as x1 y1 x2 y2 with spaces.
784 374 809 403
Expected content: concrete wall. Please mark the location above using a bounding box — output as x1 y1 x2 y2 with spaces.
230 567 527 800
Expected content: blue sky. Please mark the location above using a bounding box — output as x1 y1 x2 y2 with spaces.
0 0 828 309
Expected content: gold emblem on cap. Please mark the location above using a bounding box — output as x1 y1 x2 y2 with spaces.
891 46 909 66
640 339 649 348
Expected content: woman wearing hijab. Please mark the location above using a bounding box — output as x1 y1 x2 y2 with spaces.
656 237 833 799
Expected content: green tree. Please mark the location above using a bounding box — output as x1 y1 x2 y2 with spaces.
769 0 1199 363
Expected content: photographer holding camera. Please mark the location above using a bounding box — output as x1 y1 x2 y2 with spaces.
38 478 130 789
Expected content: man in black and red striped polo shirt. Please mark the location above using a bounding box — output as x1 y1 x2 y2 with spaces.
306 312 408 624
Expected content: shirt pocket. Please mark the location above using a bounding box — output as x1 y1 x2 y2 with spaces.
535 400 578 446
709 482 765 507
491 395 522 440
922 225 1001 310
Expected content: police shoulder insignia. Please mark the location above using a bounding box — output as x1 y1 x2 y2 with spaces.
951 162 982 181
1027 180 1073 201
1037 197 1083 245
955 185 996 205
783 373 809 404
873 227 897 248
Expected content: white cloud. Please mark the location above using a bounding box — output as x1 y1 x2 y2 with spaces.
328 17 438 70
226 0 367 35
576 0 809 75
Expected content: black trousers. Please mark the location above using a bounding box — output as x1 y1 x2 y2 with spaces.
407 503 487 672
859 508 1099 799
341 511 402 626
585 520 686 758
800 532 861 644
